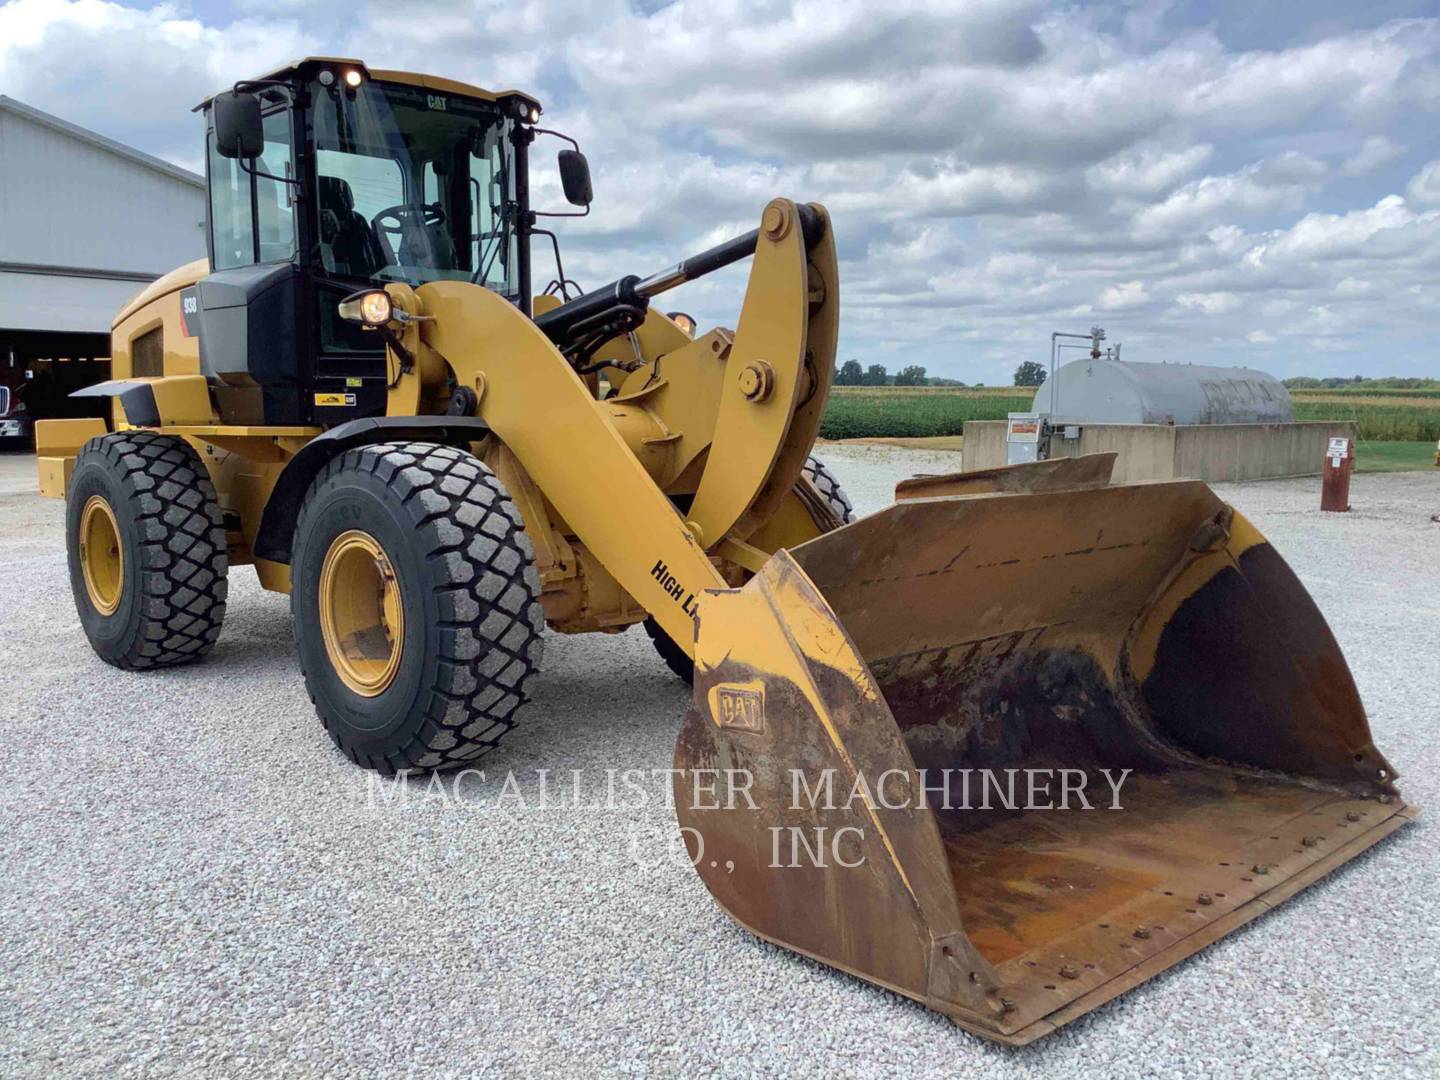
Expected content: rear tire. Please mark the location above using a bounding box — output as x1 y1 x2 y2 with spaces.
801 455 855 525
290 442 544 774
65 431 228 669
644 616 695 685
645 454 854 684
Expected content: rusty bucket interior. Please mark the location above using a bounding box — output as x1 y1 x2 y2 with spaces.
678 460 1412 1044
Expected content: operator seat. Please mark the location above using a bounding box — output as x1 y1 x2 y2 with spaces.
397 213 458 273
318 177 386 279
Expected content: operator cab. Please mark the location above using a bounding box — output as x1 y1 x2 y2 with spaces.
191 57 574 427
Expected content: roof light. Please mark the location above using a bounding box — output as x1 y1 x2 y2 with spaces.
317 70 335 87
344 69 363 89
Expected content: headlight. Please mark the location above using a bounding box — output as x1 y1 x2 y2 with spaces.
338 289 393 326
667 311 696 337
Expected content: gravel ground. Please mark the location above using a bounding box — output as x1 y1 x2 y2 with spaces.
1 443 1437 1077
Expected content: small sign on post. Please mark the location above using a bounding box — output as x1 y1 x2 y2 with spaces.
1321 435 1353 512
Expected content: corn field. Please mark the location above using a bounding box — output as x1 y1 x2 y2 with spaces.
819 385 1440 442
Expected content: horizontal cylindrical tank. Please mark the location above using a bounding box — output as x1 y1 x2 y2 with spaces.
1033 360 1293 425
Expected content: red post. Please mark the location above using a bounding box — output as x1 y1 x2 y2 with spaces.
1321 435 1353 512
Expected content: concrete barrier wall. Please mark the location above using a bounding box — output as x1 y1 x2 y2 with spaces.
961 421 1357 482
961 421 1008 472
1045 424 1177 482
1171 422 1355 481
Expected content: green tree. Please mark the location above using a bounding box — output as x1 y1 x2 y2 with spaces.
1014 360 1047 387
863 364 889 386
894 364 928 386
836 359 863 386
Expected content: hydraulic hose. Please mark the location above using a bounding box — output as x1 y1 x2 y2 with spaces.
534 203 825 349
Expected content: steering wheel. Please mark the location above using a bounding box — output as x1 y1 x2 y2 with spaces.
372 203 446 237
371 203 449 269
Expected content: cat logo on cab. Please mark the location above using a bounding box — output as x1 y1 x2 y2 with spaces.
314 393 356 407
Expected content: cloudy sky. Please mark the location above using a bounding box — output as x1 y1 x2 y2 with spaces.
2 0 1437 382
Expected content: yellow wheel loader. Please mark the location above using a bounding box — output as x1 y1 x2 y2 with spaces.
36 58 1413 1044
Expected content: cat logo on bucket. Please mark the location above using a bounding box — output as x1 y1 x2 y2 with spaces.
314 393 356 407
709 682 765 733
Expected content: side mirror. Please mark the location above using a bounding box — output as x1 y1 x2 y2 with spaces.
558 149 593 207
213 91 263 159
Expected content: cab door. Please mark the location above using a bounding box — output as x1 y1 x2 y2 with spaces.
199 101 307 425
304 145 398 424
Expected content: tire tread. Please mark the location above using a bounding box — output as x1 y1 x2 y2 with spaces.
71 431 228 669
294 442 544 774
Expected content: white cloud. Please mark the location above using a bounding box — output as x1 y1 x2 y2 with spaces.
920 251 1066 307
1098 280 1148 309
1342 135 1403 176
0 0 313 169
1178 24 1422 127
1 1 1436 380
881 163 1058 218
1249 196 1427 263
1132 158 1315 240
1407 160 1440 205
1251 151 1328 184
1087 144 1213 197
1176 292 1241 314
1204 224 1250 256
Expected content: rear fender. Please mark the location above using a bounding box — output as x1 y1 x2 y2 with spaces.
70 375 213 428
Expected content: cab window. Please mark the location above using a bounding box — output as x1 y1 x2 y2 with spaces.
208 107 296 270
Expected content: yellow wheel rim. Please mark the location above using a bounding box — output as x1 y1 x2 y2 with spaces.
79 495 124 616
318 530 405 697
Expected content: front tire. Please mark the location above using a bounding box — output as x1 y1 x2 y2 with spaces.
290 442 544 774
66 432 228 669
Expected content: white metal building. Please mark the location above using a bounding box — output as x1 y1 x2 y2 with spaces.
1 96 207 435
0 95 206 330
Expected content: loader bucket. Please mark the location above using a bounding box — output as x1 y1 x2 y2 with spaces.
674 462 1413 1045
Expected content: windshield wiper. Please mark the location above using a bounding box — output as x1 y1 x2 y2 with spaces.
473 200 510 286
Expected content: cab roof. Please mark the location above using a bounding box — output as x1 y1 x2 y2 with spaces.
195 56 541 113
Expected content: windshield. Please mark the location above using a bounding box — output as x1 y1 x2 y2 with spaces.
311 78 517 295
